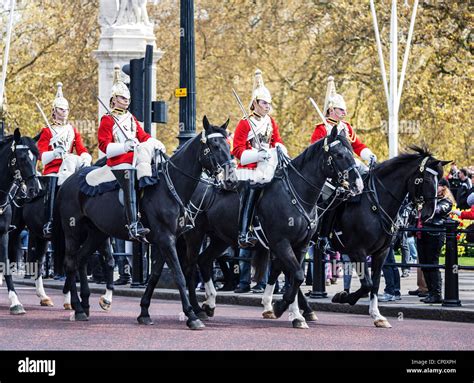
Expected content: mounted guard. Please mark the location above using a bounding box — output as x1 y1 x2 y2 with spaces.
232 69 287 248
311 76 377 169
37 82 92 238
97 65 165 242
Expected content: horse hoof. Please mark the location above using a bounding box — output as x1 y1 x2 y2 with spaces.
272 301 286 319
40 297 54 307
292 319 309 329
137 316 154 325
332 291 348 304
99 297 111 312
374 319 392 328
202 304 215 318
187 318 205 330
70 312 89 322
262 310 277 319
303 311 319 321
63 303 73 311
10 305 26 315
196 310 209 321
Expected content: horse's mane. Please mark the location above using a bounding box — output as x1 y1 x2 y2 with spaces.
0 134 40 157
375 146 434 176
173 126 228 155
291 134 353 168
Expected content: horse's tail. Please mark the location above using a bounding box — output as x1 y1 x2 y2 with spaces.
252 246 270 284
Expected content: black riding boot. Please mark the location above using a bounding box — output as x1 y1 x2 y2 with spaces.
238 184 261 248
43 176 58 239
112 169 150 242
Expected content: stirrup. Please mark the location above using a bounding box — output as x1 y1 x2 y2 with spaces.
43 222 53 238
238 231 258 248
127 222 150 243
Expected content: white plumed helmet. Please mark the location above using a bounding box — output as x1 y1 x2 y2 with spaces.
110 65 130 100
323 76 346 114
52 82 69 110
249 69 272 109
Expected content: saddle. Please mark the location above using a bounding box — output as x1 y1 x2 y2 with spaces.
79 149 167 197
78 166 119 197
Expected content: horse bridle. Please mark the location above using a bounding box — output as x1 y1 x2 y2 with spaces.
411 156 439 212
322 137 358 189
199 131 234 179
161 131 234 223
0 143 38 213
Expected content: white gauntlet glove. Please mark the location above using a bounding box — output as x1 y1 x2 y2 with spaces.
80 152 92 167
360 148 377 165
53 146 66 159
124 139 138 152
257 149 271 162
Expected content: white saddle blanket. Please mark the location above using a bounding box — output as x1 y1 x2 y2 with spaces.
85 166 116 187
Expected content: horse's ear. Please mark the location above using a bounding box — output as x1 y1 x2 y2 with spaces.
221 118 230 130
330 125 338 139
203 115 210 131
14 128 21 144
439 160 452 167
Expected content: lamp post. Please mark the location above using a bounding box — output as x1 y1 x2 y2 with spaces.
370 0 419 158
177 0 196 149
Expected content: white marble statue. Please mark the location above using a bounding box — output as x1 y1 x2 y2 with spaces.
115 0 152 26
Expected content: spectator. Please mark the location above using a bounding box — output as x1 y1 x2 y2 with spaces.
379 244 401 302
234 247 268 293
456 168 472 210
416 178 455 304
452 192 474 221
113 238 131 285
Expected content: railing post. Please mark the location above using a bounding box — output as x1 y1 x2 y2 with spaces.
310 240 327 299
443 219 461 307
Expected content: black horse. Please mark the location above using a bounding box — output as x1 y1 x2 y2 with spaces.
57 116 236 329
327 147 447 328
0 129 41 314
164 126 363 328
8 188 114 311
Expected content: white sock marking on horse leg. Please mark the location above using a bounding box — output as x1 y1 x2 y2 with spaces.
262 283 274 312
0 273 3 286
204 281 217 308
8 291 21 307
103 289 113 303
35 276 48 299
369 295 387 322
64 292 71 306
288 297 305 322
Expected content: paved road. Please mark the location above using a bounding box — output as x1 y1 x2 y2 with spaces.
1 287 473 351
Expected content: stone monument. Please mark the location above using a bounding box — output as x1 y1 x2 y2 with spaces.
94 0 163 128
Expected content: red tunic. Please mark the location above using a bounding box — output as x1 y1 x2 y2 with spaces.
231 116 283 169
37 126 89 175
98 114 150 167
310 121 367 157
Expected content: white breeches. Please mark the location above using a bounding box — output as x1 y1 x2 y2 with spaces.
135 138 166 180
57 154 83 185
236 147 278 184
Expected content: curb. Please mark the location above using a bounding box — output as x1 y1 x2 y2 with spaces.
13 279 474 323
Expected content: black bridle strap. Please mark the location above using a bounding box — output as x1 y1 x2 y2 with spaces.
367 173 400 236
0 180 22 214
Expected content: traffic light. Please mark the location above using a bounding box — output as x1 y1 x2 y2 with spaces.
122 45 167 132
122 58 144 121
